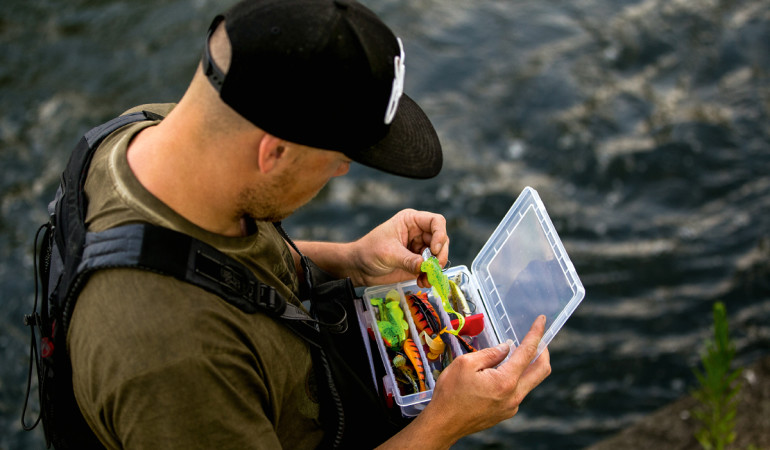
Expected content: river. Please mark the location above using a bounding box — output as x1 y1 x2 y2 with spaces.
1 0 768 448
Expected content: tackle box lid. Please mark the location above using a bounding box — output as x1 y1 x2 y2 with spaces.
470 186 585 357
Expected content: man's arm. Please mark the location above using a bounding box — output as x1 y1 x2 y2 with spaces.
291 209 449 288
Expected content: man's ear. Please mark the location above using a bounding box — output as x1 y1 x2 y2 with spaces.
257 133 286 173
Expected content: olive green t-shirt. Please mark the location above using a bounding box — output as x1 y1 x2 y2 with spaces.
68 104 324 449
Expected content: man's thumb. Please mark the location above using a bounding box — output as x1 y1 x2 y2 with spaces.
404 252 424 275
467 339 513 369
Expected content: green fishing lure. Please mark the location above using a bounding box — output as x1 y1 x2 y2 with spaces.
420 256 464 335
370 290 409 349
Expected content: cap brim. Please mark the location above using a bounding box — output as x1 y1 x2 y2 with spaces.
346 94 443 179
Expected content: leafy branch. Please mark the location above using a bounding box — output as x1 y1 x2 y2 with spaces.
691 301 743 450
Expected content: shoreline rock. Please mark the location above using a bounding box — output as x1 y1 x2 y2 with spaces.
587 356 770 450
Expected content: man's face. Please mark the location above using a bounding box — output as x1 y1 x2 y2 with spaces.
238 144 351 222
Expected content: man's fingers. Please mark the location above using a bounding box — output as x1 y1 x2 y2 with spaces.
406 210 448 260
501 315 547 373
451 315 547 377
450 339 512 373
518 347 552 393
489 317 551 408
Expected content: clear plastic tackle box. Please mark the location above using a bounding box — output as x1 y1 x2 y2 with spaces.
354 186 585 416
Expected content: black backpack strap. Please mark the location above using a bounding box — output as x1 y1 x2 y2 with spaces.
24 110 164 449
71 223 313 323
274 222 410 449
54 111 162 325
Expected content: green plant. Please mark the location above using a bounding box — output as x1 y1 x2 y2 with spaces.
691 301 743 450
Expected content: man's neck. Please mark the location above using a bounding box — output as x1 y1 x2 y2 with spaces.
126 114 245 237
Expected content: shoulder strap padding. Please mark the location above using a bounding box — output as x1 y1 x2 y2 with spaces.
54 111 160 332
75 223 311 321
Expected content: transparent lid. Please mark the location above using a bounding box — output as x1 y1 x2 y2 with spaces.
471 187 585 358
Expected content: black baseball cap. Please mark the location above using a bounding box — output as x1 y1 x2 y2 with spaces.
202 0 442 179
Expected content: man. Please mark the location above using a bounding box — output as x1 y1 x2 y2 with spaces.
67 0 552 448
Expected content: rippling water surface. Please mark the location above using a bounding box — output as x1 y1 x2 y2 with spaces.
2 0 769 448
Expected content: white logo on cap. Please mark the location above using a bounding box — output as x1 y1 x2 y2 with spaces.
384 38 405 125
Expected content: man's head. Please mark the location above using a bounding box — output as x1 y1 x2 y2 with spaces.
201 0 442 179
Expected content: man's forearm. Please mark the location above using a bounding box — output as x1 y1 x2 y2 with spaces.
292 240 364 285
375 403 460 450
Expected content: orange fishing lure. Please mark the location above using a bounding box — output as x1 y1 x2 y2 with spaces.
402 338 427 391
406 292 440 337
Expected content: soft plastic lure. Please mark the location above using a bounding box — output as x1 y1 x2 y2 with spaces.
454 334 478 354
420 330 445 361
449 277 472 317
402 338 427 391
406 291 440 336
383 291 408 343
370 291 408 349
392 354 419 394
420 256 464 335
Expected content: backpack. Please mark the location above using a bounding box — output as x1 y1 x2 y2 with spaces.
22 111 409 449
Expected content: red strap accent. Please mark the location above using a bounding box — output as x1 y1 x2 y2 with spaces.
41 337 54 358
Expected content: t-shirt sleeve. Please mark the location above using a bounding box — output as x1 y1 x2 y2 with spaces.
69 268 321 449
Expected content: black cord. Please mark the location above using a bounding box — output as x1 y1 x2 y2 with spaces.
21 224 47 431
21 326 41 431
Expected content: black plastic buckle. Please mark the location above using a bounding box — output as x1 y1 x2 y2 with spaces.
23 313 40 327
256 284 286 316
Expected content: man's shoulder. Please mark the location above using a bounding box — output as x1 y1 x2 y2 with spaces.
72 268 267 336
70 268 229 349
69 267 306 356
67 267 320 449
67 267 318 423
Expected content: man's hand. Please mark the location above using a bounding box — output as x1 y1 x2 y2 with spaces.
292 209 448 287
349 209 449 287
379 316 552 449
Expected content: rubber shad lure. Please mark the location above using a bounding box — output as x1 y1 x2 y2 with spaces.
402 338 427 391
391 338 427 394
392 354 419 394
406 291 440 337
405 291 446 361
449 276 472 317
420 251 465 335
370 290 408 350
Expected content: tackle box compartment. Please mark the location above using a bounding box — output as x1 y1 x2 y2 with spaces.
355 186 586 417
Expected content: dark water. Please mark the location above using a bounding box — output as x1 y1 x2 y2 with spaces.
2 0 769 448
